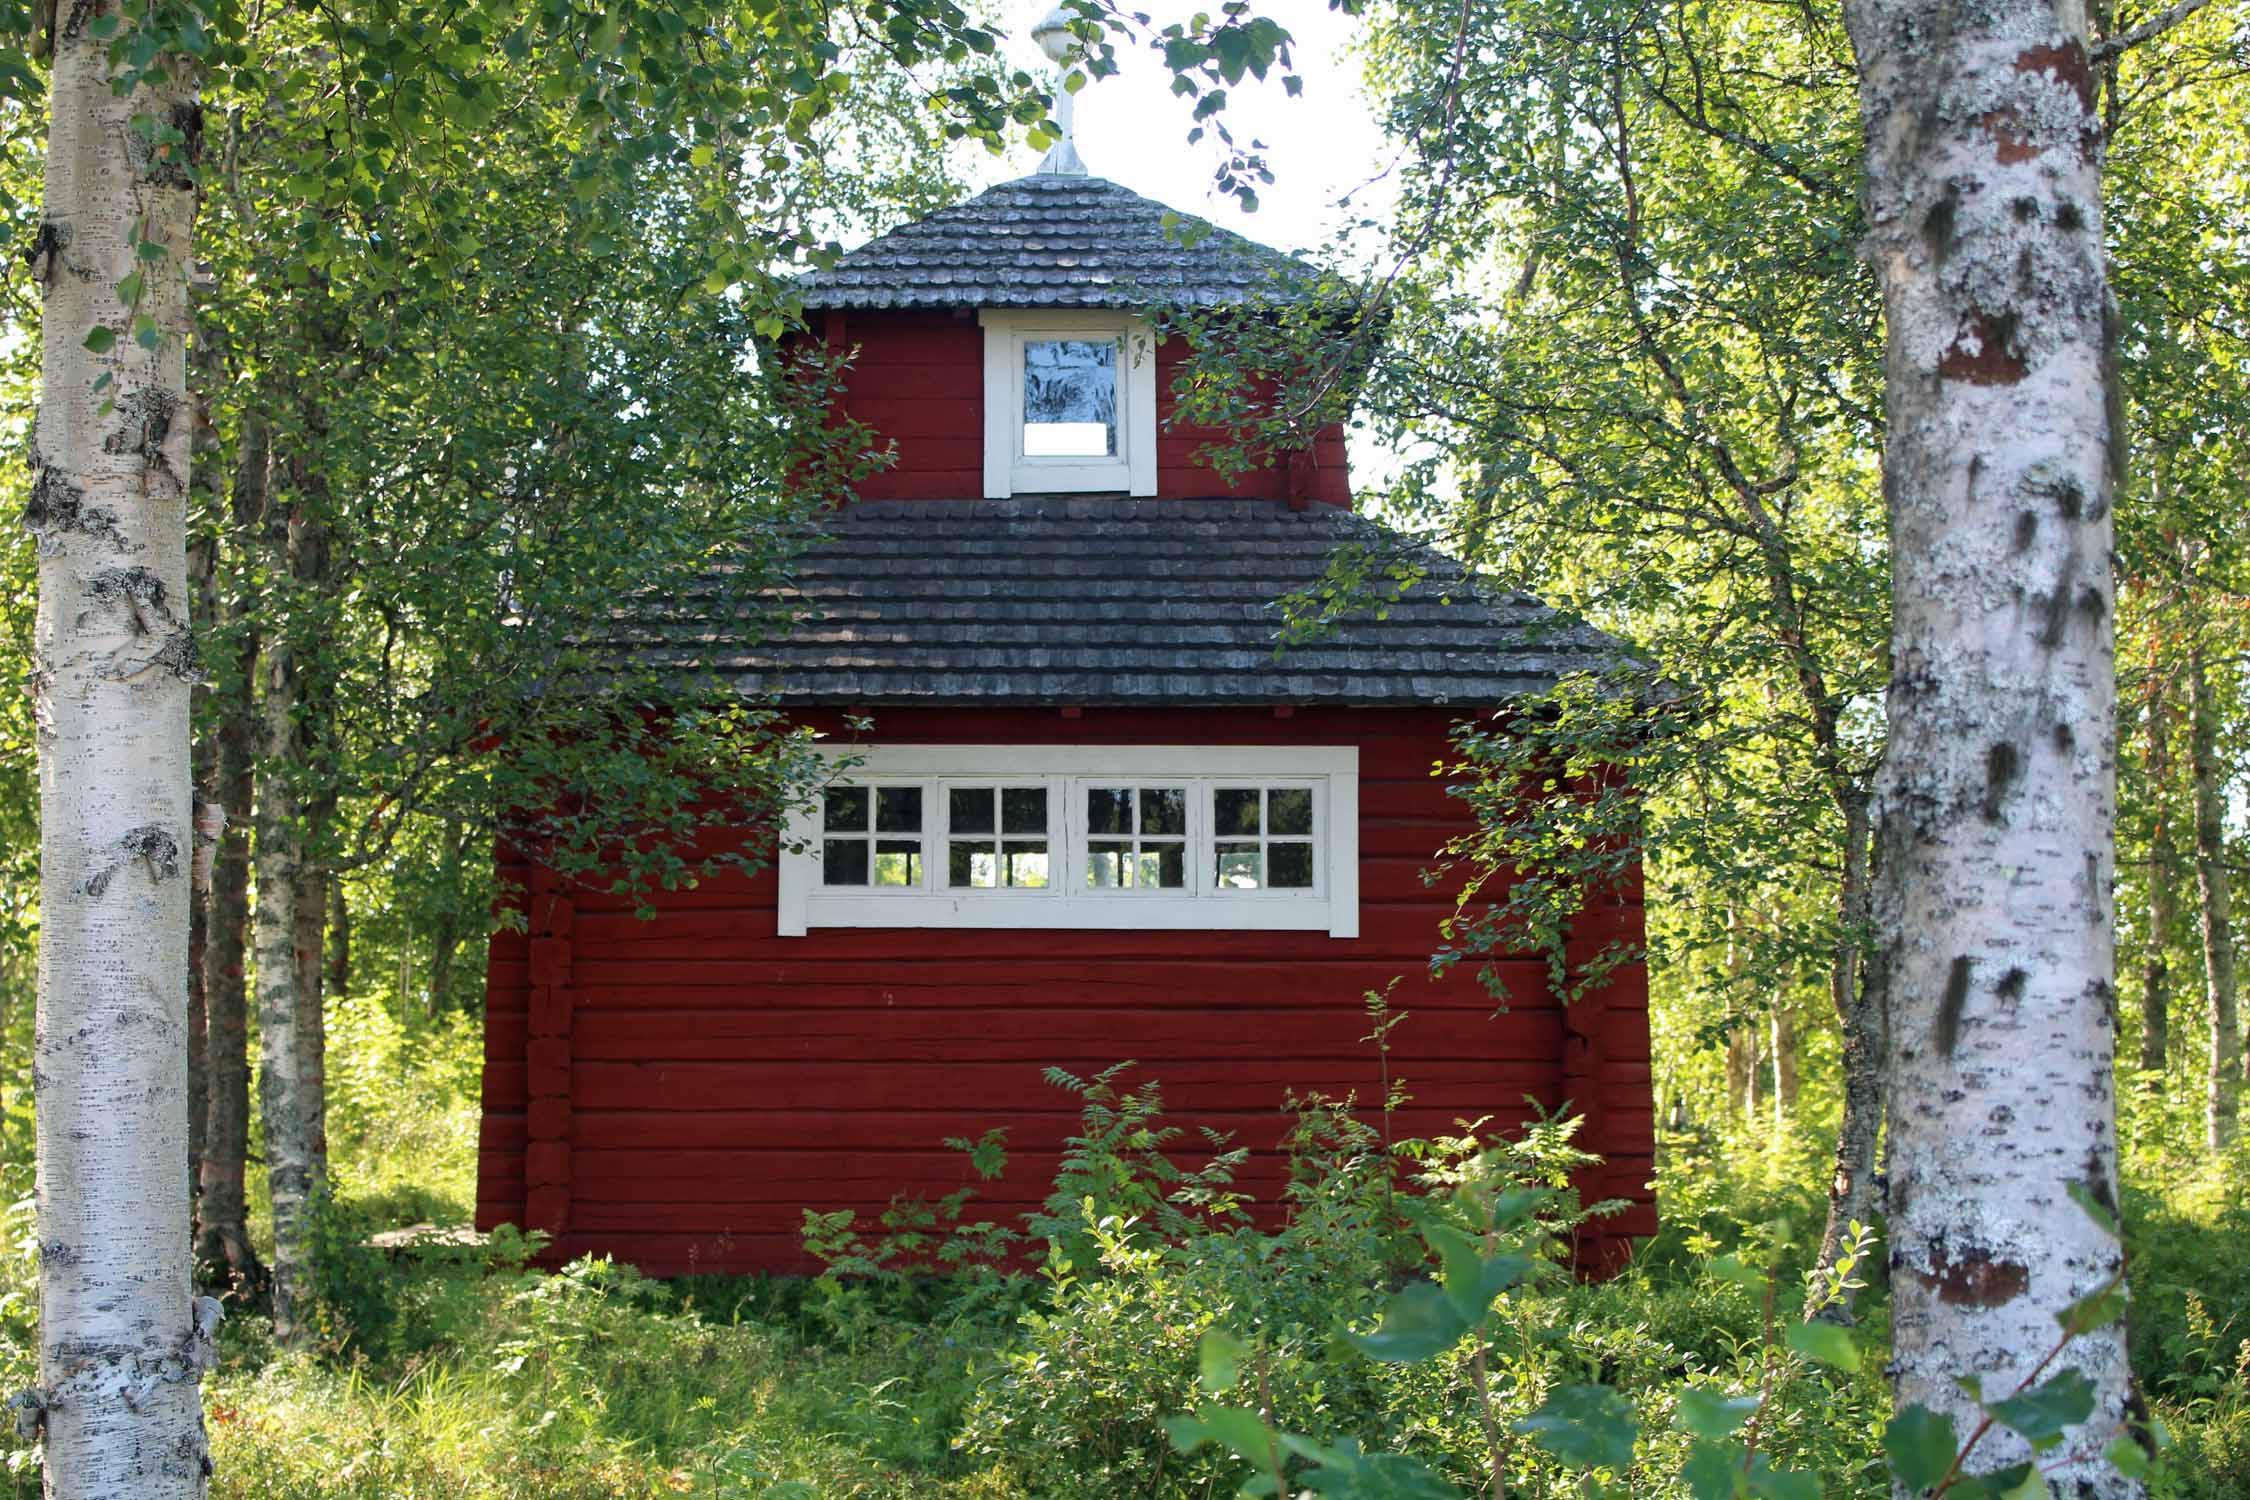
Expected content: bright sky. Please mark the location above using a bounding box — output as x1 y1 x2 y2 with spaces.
977 1 1399 266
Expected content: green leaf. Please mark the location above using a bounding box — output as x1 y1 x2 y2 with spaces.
2055 1280 2126 1337
135 240 167 260
689 143 716 167
132 315 159 351
1681 1439 1743 1500
1985 1369 2095 1452
1514 1384 1638 1471
1199 1328 1246 1394
1675 1385 1760 1440
116 270 143 306
1188 1404 1275 1466
1745 1456 1821 1500
1343 1280 1470 1364
1708 1255 1767 1290
1783 1320 1860 1373
2064 1180 2118 1237
2101 1436 2152 1480
1993 1463 2045 1500
83 325 116 353
1883 1404 1959 1492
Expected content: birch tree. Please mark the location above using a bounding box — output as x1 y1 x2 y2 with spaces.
1845 0 2137 1487
18 7 213 1495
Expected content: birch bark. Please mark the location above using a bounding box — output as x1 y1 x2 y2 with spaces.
253 613 310 1345
2188 647 2239 1147
24 6 213 1493
2140 658 2176 1072
194 414 265 1288
1845 0 2136 1488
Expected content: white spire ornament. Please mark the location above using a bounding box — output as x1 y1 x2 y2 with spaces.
1031 5 1089 176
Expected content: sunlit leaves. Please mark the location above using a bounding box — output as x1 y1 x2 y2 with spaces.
1514 1384 1637 1471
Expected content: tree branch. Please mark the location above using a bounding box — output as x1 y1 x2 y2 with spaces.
2093 0 2216 60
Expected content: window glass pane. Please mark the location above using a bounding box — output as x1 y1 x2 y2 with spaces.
1214 788 1261 836
873 841 921 887
1004 841 1050 888
950 842 997 888
1086 787 1131 836
823 787 869 832
1269 842 1314 888
876 786 924 834
823 839 869 885
1087 841 1130 889
1002 786 1048 835
1139 847 1187 889
1140 787 1186 835
1022 338 1117 458
950 787 995 834
1268 787 1314 837
1216 843 1262 889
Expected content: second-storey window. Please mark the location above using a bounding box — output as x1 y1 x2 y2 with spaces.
980 311 1158 497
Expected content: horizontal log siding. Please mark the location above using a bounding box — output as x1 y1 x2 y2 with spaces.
475 707 1653 1273
824 310 1352 505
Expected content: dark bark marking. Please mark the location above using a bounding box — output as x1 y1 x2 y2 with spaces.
1938 954 1975 1057
1917 1244 2031 1307
2010 195 2040 222
2077 585 2106 622
2049 474 2085 519
1938 310 2026 385
81 565 175 635
2054 721 2076 752
2015 41 2097 113
1995 966 2027 1003
78 824 183 897
2080 1146 2120 1220
1982 741 2021 822
2014 510 2038 550
2056 198 2085 232
104 387 181 474
23 465 126 552
20 220 66 283
1922 186 1958 266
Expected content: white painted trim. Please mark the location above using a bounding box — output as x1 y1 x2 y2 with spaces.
978 311 1157 497
778 744 1360 937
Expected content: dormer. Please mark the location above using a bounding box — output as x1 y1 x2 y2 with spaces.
796 172 1352 507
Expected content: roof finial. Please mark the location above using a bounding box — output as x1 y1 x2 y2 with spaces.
1031 5 1089 176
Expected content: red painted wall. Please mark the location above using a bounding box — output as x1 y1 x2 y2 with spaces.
819 309 1353 506
476 707 1656 1276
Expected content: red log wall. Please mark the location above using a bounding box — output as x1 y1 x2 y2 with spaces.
821 309 1352 506
476 706 1654 1276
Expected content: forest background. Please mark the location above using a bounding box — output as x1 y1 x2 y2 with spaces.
0 0 2246 1497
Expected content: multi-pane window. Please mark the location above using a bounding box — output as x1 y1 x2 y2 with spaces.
1085 786 1188 890
821 785 924 887
1212 786 1316 890
785 748 1357 936
948 785 1051 889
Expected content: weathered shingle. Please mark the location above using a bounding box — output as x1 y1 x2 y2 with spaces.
600 498 1637 707
796 174 1315 312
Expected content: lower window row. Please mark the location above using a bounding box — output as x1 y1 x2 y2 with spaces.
818 780 1319 895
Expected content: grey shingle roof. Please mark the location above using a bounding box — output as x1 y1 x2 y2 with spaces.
796 173 1316 311
613 498 1637 707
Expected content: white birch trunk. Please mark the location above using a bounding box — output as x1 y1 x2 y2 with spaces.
23 8 213 1494
1845 0 2137 1489
2188 648 2240 1147
253 653 311 1346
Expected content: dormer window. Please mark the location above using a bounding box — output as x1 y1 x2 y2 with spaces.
981 311 1157 497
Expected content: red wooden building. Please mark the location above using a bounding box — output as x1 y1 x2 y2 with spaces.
474 159 1656 1275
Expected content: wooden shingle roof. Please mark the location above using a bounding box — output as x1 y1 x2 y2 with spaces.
795 173 1316 312
614 498 1636 706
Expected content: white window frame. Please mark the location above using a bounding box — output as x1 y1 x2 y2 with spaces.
980 310 1158 498
779 744 1359 937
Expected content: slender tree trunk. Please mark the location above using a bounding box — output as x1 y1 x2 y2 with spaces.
1847 0 2136 1488
1771 1000 1799 1126
195 415 267 1290
327 878 351 998
2189 647 2240 1148
253 661 311 1345
2141 655 2177 1072
294 849 329 1175
1809 793 1884 1319
186 531 213 1210
24 11 212 1491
